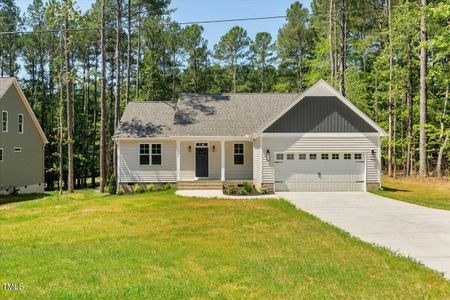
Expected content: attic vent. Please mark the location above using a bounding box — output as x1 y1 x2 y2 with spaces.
14 147 22 153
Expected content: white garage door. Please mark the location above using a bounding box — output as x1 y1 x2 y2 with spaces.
274 153 365 192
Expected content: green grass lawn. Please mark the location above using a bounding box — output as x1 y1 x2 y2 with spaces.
370 176 450 210
1 190 449 299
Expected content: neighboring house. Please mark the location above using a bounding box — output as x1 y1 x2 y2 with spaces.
0 78 48 194
115 80 387 192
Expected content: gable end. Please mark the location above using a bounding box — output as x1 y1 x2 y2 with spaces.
264 96 377 133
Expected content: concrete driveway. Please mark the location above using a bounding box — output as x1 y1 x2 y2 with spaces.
278 192 450 279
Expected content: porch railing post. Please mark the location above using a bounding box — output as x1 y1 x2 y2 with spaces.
220 140 225 181
176 140 181 181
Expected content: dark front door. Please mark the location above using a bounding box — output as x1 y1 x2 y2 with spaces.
195 148 209 177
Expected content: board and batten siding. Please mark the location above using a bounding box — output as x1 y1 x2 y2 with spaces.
118 140 177 183
261 135 380 184
253 138 262 184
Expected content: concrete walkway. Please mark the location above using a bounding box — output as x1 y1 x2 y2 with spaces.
176 189 280 199
278 192 450 279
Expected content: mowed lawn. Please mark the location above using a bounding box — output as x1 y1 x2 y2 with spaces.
0 191 449 299
371 176 450 210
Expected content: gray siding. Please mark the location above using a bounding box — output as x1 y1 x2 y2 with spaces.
0 85 44 190
261 135 380 184
265 96 377 133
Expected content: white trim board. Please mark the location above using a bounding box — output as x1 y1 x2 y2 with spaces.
259 132 380 138
255 79 388 137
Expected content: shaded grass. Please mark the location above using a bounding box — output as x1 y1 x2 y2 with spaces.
370 176 450 210
0 190 449 299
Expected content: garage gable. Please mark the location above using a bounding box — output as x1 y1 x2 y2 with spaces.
264 96 377 133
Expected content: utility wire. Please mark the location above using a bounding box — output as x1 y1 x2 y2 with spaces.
0 15 288 36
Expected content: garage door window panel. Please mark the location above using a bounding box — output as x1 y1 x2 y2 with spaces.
344 153 351 160
321 154 329 160
332 154 339 160
299 154 306 160
354 153 362 160
309 154 317 160
287 153 295 160
275 153 284 161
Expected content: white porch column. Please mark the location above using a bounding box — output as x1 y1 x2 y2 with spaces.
176 140 181 181
220 140 225 181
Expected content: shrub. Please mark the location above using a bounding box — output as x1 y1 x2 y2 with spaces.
238 187 248 195
146 184 154 192
107 175 117 194
260 187 268 194
163 183 173 190
133 184 145 193
242 181 253 193
226 185 238 194
117 190 124 196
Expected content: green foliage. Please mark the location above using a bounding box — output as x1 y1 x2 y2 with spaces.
146 184 154 192
238 187 248 195
242 181 253 193
133 184 145 194
226 185 238 195
260 187 269 194
107 175 116 195
162 183 173 190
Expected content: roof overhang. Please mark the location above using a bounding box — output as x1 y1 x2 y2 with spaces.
115 135 253 142
254 79 388 137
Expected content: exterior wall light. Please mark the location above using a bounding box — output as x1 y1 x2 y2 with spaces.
212 145 216 152
265 149 270 161
188 145 192 152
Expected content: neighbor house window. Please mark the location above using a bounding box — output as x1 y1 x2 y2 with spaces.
354 153 362 160
233 143 244 165
299 153 306 160
151 144 162 165
18 114 23 134
309 154 317 160
140 144 162 165
344 153 351 160
287 153 295 160
0 148 3 162
321 154 329 160
332 154 339 160
275 153 284 160
2 111 8 132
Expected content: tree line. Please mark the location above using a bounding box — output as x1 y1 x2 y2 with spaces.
0 0 448 192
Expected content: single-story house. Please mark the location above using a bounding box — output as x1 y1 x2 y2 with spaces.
115 80 387 192
0 77 48 194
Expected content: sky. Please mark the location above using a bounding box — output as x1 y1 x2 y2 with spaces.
15 0 312 48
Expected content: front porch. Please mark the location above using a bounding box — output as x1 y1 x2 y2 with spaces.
177 180 254 190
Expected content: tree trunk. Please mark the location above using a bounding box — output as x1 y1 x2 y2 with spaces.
100 0 107 193
113 0 122 180
405 48 414 176
339 0 346 96
64 6 74 193
418 0 428 176
437 87 449 178
91 48 99 188
136 6 141 99
59 32 64 195
387 0 393 177
126 0 131 103
329 0 334 84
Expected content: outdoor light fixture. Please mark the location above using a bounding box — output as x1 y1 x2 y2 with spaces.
265 149 270 161
188 145 192 152
212 145 216 152
371 149 376 154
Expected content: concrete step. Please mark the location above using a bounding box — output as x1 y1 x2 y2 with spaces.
177 181 223 190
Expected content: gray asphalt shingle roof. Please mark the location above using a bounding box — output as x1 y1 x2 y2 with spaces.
116 93 300 138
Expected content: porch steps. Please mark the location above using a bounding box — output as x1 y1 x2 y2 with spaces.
177 181 223 190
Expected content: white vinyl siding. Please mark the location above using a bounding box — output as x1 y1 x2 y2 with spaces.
262 135 380 184
118 140 176 183
253 138 262 183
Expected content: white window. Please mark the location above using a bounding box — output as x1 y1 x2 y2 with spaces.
14 147 22 153
299 153 306 160
2 111 8 132
0 148 3 162
233 143 244 165
275 153 284 161
309 154 317 160
286 153 295 160
321 154 329 160
354 153 362 160
332 153 339 160
139 144 162 165
344 153 351 160
18 114 24 134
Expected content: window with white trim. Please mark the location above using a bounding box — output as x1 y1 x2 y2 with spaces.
275 153 284 160
286 153 294 160
18 114 24 134
344 153 351 160
309 154 317 160
139 144 162 165
233 143 244 165
0 148 3 162
2 111 8 132
332 153 339 160
299 153 306 160
354 153 362 160
321 154 329 160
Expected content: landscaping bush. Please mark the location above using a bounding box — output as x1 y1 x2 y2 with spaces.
242 181 253 193
146 184 154 192
238 187 248 195
226 185 238 194
163 183 173 190
260 187 268 194
133 184 145 193
107 175 117 195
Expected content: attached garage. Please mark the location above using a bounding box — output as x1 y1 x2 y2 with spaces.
274 152 365 192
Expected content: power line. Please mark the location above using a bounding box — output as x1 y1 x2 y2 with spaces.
0 15 288 36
